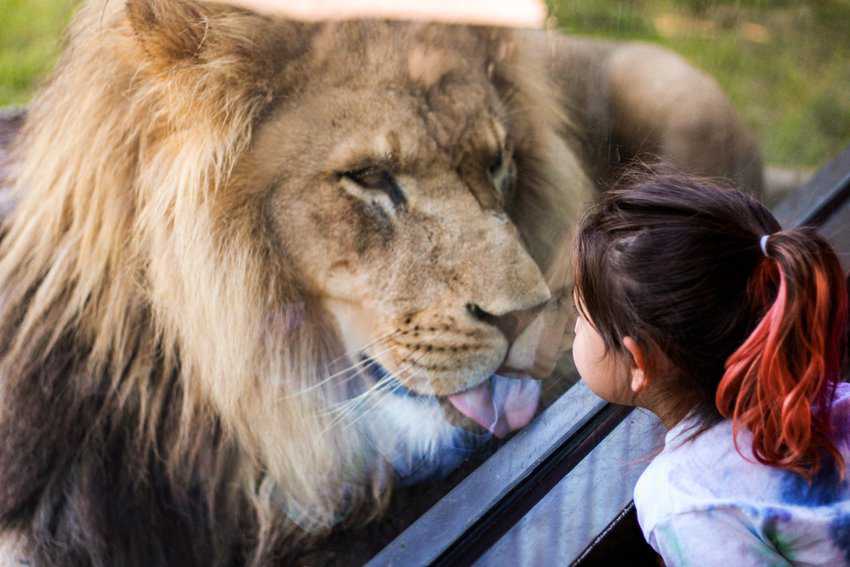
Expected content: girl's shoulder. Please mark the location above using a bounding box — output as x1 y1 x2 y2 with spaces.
639 382 850 509
635 383 850 564
633 415 738 535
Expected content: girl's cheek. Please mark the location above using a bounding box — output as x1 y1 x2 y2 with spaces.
572 325 624 403
572 331 600 391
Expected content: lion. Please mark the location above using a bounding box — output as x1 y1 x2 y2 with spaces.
0 0 762 565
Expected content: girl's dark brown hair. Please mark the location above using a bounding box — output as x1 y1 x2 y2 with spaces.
574 168 848 480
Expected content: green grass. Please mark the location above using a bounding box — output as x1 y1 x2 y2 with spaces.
549 0 850 167
1 0 849 167
0 0 77 106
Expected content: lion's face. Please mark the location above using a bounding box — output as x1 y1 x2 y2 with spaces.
237 24 551 404
0 1 591 547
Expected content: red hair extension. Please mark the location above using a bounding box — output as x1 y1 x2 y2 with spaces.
716 231 848 480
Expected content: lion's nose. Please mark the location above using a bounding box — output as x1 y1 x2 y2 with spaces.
466 296 549 343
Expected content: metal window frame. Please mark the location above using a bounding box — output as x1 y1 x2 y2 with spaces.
369 143 850 567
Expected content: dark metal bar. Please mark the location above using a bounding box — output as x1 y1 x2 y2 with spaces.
774 144 850 228
366 382 607 567
796 171 850 227
571 502 639 566
432 403 632 567
476 410 663 566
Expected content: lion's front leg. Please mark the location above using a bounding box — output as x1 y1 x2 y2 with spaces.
536 33 764 195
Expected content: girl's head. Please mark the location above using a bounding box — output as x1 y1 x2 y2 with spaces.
572 170 848 479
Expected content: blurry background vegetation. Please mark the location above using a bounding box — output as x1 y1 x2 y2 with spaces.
548 0 850 169
0 0 76 106
1 0 849 168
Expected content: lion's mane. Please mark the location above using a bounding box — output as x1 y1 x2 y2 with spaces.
0 1 587 565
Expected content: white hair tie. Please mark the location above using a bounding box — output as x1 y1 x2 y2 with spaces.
759 234 770 256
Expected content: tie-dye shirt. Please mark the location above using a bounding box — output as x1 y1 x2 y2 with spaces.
634 382 850 566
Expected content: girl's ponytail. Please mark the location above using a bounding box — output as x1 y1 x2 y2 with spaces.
716 228 848 480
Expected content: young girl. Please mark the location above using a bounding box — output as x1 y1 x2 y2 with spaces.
571 171 850 565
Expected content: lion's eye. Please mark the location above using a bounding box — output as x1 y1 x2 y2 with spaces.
488 151 515 200
488 153 504 177
342 167 407 210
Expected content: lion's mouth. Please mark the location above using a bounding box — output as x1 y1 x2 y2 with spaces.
361 356 541 438
362 356 428 399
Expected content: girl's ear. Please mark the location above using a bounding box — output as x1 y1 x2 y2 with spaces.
622 336 650 394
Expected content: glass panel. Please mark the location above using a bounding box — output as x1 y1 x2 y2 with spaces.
1 1 848 566
373 0 850 562
817 198 850 272
476 410 665 565
365 382 608 567
1 2 582 565
477 152 850 567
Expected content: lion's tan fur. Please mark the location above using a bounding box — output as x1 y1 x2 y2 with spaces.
0 1 590 561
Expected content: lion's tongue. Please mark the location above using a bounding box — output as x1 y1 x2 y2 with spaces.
447 374 541 438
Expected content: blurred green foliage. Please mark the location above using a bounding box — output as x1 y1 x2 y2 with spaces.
0 0 76 106
1 0 848 167
548 0 850 167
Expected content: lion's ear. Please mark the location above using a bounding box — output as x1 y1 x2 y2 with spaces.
127 0 214 66
126 0 309 120
127 0 276 67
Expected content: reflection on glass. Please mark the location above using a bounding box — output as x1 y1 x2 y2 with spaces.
476 410 665 566
365 0 850 562
0 1 847 566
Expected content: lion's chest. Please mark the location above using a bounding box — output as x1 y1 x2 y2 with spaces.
366 394 491 485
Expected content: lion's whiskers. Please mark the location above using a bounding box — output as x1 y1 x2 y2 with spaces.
320 375 396 434
284 333 401 398
330 358 425 433
323 367 406 423
326 363 411 417
324 328 401 368
321 351 426 434
324 373 396 416
322 358 403 419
